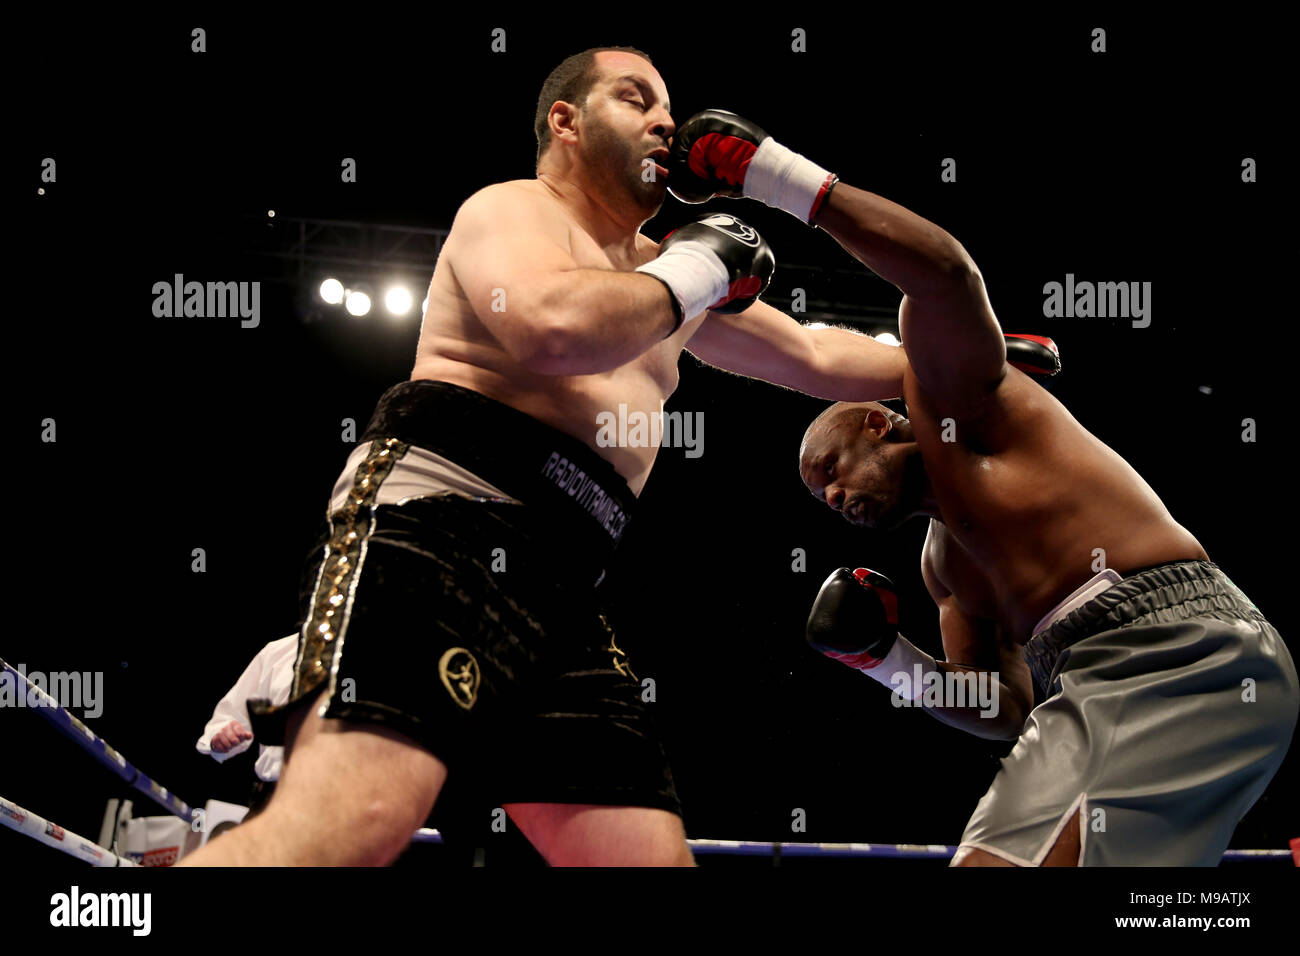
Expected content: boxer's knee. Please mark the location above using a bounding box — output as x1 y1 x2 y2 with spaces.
258 763 442 865
1041 808 1082 866
259 694 448 865
951 808 1081 867
345 795 433 866
951 845 1015 867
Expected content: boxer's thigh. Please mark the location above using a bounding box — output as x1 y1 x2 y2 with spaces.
495 612 688 865
503 803 692 866
262 690 448 865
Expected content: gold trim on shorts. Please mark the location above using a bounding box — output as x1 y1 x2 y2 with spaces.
293 437 409 704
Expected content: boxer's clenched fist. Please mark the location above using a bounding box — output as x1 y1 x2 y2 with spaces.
668 110 838 224
636 212 775 330
806 567 901 667
667 110 769 203
806 567 937 693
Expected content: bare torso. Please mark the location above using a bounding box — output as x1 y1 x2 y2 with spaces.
912 365 1208 641
411 179 681 495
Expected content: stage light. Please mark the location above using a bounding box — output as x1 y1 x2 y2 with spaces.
385 286 414 316
345 289 372 317
319 278 344 304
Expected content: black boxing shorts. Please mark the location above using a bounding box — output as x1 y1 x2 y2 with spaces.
248 380 681 837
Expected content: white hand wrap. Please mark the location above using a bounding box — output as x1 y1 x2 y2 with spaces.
858 634 938 701
742 138 837 223
635 240 731 322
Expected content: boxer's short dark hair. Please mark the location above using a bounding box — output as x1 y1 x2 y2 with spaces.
535 46 654 168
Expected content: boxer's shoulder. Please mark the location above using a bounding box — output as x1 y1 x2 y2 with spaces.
463 177 545 203
452 180 570 230
444 180 577 261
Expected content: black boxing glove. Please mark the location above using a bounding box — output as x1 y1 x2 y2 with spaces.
1003 333 1061 377
668 109 838 224
636 212 775 331
806 568 936 698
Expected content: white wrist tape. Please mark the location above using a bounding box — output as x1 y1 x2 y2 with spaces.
742 138 836 223
635 240 731 322
859 634 938 701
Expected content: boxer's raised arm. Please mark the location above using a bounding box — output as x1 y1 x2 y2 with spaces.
685 299 907 401
447 184 677 374
813 184 1007 416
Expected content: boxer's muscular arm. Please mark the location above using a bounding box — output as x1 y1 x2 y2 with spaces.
447 184 677 375
813 184 1007 418
930 595 1034 741
685 299 907 400
919 540 1034 741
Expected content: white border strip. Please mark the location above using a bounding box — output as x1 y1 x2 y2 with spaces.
409 828 1288 860
0 794 135 867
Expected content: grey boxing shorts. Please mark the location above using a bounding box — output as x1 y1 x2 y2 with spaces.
955 560 1298 866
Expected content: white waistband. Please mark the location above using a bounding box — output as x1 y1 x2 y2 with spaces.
1032 568 1124 638
327 442 520 516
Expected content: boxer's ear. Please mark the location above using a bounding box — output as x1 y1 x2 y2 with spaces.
862 408 893 438
548 100 582 146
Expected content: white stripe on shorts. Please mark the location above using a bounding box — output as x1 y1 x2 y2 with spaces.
327 441 521 516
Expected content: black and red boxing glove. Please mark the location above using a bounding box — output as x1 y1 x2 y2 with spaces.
1004 333 1061 377
806 568 901 665
668 109 838 225
806 567 936 694
668 110 769 203
635 212 775 329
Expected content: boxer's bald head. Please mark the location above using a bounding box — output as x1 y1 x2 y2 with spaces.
799 402 907 467
799 402 927 530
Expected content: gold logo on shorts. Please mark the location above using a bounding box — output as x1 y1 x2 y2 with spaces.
439 648 481 710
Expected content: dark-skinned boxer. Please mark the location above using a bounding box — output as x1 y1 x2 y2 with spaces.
671 109 1298 866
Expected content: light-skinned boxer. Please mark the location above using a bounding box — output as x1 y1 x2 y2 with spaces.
663 110 1298 865
181 47 931 867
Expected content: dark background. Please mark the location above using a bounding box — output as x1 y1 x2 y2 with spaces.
8 11 1295 868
